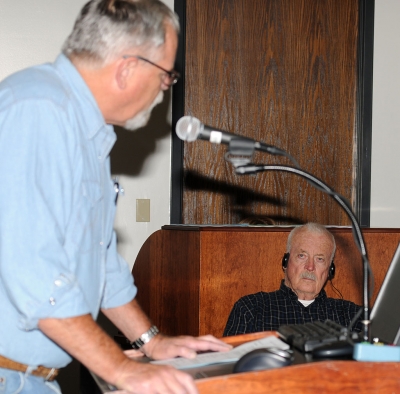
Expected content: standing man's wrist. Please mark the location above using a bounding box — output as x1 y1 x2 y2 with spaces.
130 325 159 350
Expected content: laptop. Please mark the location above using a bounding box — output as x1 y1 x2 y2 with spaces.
369 242 400 344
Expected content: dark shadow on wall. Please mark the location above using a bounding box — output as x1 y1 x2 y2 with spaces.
110 92 172 176
184 170 304 224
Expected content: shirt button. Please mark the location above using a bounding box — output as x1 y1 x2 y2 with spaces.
54 280 62 287
49 297 56 306
100 241 104 246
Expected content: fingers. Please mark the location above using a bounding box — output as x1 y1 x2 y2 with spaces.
116 362 198 394
172 335 232 354
196 335 233 351
157 366 198 394
170 344 198 359
144 334 232 361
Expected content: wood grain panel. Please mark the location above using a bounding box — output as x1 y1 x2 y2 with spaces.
183 0 358 225
197 332 400 393
132 229 201 336
132 227 400 337
196 360 400 394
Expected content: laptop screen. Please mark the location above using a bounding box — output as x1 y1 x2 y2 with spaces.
369 243 400 344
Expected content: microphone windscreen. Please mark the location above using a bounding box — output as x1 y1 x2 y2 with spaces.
176 116 202 142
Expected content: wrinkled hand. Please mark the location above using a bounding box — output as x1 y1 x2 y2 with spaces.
115 360 198 394
142 334 232 360
115 334 232 393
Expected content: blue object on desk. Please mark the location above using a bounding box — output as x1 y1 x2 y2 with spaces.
353 343 400 361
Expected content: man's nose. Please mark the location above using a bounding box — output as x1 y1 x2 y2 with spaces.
161 81 171 91
304 258 316 271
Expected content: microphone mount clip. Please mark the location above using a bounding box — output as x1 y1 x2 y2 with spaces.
225 139 255 168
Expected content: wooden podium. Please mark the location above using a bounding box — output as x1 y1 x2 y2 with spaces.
196 332 400 394
132 225 400 338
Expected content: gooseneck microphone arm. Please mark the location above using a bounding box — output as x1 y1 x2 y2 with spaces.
236 164 373 342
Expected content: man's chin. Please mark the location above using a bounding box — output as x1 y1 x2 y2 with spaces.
124 112 151 131
124 91 164 131
297 281 319 293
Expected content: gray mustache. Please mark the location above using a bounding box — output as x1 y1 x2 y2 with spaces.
300 272 316 281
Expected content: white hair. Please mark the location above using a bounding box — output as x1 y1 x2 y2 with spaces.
62 0 180 66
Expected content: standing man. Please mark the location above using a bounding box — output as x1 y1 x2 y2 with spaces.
0 1 230 393
224 223 362 336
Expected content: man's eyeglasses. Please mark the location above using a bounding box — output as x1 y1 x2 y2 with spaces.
123 55 180 87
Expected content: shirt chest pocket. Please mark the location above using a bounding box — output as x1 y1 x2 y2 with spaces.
70 181 103 253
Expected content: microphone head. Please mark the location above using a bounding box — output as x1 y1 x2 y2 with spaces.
176 116 202 142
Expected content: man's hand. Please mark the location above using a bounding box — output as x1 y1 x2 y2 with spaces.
39 314 204 394
142 334 232 360
115 360 198 394
103 300 232 361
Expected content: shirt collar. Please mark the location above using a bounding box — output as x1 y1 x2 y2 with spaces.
53 53 113 140
53 54 116 159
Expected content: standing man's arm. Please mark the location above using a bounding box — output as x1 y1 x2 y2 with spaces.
39 299 231 394
38 314 194 394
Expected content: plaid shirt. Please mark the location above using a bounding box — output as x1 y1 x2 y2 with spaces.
223 281 362 336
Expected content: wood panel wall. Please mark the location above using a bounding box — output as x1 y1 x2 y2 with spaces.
132 227 400 337
182 0 359 225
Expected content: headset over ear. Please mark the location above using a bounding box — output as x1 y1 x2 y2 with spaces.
281 252 335 280
282 252 290 270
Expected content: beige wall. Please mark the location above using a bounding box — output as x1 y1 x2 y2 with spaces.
370 0 400 227
0 0 399 274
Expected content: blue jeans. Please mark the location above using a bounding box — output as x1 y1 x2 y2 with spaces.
0 368 61 394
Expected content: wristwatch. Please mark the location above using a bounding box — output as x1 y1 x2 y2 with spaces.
130 325 159 350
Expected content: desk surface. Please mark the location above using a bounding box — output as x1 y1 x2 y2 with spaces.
196 332 400 394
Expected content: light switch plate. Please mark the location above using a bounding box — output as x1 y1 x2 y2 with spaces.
136 199 150 222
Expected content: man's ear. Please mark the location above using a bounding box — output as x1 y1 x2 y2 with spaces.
115 57 138 90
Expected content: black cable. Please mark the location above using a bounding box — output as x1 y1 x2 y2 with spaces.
254 142 301 169
329 280 344 300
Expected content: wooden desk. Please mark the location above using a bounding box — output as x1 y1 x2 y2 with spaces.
196 332 400 394
132 226 400 337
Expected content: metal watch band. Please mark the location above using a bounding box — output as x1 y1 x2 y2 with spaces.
130 325 159 350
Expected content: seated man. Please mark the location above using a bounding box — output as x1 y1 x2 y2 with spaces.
223 222 362 336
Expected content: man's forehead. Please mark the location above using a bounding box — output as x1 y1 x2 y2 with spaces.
292 232 333 252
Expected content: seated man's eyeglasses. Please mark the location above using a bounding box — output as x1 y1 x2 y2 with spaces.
123 55 180 87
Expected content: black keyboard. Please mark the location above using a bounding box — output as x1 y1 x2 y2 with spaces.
277 320 360 353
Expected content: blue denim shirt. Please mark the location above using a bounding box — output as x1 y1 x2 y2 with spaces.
0 54 137 368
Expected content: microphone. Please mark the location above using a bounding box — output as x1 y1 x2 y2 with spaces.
175 116 286 156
